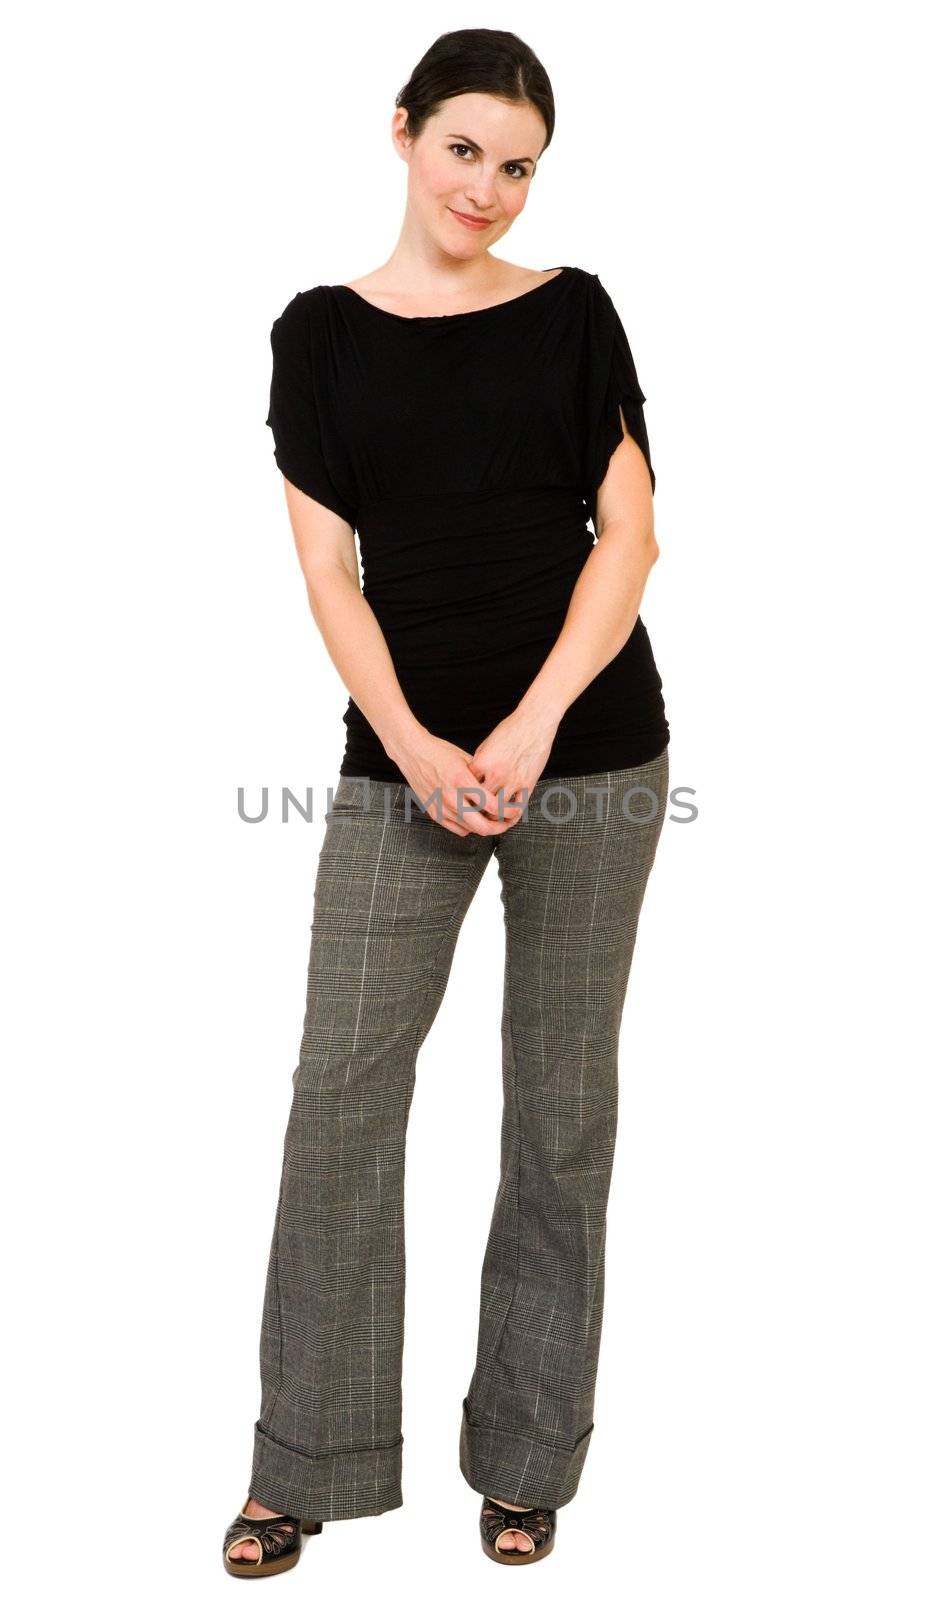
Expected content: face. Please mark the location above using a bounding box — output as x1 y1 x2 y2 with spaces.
392 92 547 255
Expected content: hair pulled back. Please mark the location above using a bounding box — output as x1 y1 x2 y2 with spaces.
395 29 555 156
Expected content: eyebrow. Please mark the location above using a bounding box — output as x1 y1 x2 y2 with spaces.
446 133 537 170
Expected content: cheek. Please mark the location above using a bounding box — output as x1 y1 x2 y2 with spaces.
414 150 453 197
503 188 529 219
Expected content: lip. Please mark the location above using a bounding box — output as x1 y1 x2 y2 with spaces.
448 207 493 230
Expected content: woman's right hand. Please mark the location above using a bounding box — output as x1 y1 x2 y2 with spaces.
392 732 526 838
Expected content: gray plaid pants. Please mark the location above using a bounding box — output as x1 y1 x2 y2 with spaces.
249 748 669 1521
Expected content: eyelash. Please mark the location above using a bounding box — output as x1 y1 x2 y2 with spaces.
449 143 529 180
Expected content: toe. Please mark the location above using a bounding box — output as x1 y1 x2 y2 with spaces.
498 1531 533 1553
229 1538 260 1562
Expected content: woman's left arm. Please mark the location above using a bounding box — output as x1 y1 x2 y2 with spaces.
468 413 659 811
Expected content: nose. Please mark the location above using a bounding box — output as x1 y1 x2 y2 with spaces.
463 179 496 212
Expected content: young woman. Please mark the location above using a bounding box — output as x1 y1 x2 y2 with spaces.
223 26 671 1575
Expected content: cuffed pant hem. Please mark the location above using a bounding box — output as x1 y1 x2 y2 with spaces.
249 1419 404 1522
458 1395 594 1509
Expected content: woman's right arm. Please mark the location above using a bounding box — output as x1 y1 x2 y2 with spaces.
281 478 516 838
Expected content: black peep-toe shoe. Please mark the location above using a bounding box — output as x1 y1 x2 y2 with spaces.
479 1494 557 1564
222 1498 323 1578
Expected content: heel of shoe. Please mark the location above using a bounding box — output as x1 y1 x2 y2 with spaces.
301 1519 323 1536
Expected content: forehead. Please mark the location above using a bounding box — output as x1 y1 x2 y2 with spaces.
429 92 546 149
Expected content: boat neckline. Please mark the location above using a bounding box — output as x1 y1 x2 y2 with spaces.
332 266 572 323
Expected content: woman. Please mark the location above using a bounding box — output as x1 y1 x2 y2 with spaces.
223 26 670 1575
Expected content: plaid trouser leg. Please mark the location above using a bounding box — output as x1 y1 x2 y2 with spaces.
458 751 670 1508
249 778 494 1522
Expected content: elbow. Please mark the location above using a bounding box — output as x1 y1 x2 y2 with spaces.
303 555 358 597
302 563 357 627
596 514 659 561
633 528 660 569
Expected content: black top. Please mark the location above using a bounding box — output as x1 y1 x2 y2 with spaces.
265 264 670 781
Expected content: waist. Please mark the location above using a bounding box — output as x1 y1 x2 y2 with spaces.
356 482 588 522
355 484 592 622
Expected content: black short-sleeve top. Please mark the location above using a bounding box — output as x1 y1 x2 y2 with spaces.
265 264 669 781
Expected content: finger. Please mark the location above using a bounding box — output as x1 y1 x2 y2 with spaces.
435 814 468 836
444 789 490 828
481 791 527 821
458 810 513 837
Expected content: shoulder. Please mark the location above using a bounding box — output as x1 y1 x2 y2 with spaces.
564 268 619 326
583 269 616 307
269 287 337 364
561 266 600 288
271 286 326 325
269 290 308 350
582 272 639 341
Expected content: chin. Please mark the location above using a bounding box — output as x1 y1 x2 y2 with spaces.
439 229 488 258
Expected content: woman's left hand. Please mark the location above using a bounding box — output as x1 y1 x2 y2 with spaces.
466 704 560 827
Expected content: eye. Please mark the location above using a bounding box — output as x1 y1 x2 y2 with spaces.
448 143 529 180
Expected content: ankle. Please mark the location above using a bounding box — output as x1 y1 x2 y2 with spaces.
245 1496 281 1518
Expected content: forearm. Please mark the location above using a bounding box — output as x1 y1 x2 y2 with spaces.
304 566 425 762
518 520 660 728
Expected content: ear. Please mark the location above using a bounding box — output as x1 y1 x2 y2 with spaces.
391 108 412 161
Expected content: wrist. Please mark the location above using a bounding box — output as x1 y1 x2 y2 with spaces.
515 680 567 735
381 710 429 765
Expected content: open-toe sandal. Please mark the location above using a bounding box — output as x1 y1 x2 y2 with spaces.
222 1498 323 1578
479 1495 557 1564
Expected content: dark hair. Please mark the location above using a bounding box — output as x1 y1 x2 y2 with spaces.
395 29 555 157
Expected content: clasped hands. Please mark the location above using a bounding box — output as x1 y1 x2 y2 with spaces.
395 703 560 839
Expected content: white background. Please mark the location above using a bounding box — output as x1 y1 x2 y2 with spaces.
3 2 925 1594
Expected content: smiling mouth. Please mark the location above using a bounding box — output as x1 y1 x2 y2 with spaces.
449 207 493 227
